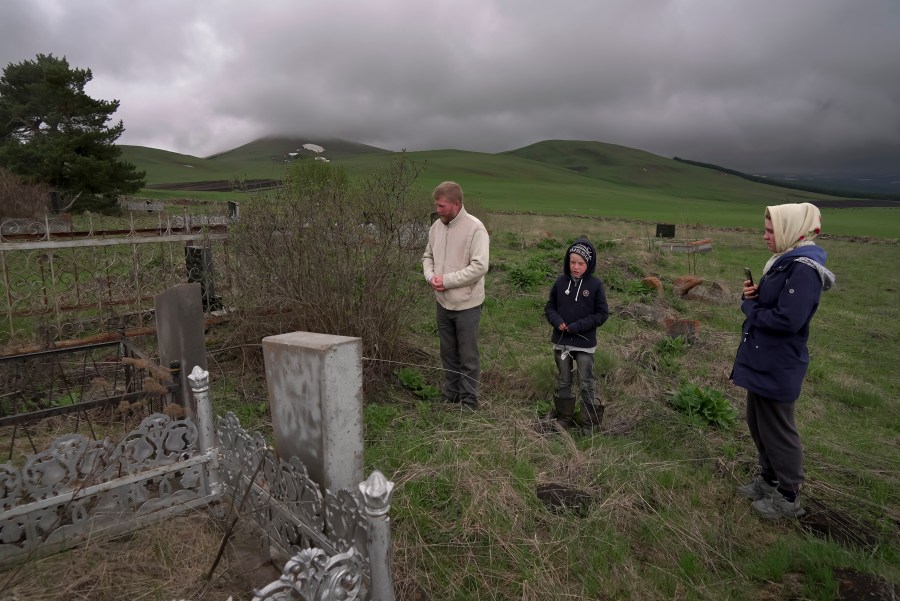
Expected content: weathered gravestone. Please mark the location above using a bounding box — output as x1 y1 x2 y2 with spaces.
262 332 364 492
155 283 208 412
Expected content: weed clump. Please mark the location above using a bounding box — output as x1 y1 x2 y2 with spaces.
668 383 737 429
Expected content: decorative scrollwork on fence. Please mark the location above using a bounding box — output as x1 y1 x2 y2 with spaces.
253 547 363 601
0 414 210 563
216 413 369 564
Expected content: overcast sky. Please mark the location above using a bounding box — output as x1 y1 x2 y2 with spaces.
2 0 899 174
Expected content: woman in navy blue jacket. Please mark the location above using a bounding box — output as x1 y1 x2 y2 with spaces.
732 203 835 520
545 238 609 431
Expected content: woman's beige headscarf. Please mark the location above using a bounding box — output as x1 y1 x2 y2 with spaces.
762 203 822 275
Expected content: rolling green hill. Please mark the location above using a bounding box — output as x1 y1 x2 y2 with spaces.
120 138 900 238
120 136 389 184
206 136 387 162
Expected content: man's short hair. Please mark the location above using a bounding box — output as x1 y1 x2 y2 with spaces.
433 181 463 205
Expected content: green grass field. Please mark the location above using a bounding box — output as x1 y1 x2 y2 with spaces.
355 214 899 600
4 144 899 597
121 138 900 238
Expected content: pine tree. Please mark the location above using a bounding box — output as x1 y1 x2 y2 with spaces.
0 53 145 211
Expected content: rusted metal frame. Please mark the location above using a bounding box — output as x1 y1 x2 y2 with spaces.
92 245 104 327
0 230 228 251
73 343 98 440
1 249 13 337
131 241 141 318
121 337 152 361
38 256 49 314
0 340 121 363
0 382 179 428
47 247 61 336
72 246 82 310
6 293 159 317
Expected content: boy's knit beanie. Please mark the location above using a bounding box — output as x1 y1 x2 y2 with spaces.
567 241 593 265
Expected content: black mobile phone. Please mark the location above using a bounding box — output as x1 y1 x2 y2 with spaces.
743 267 753 286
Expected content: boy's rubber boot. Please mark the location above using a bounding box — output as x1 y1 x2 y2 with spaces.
580 402 605 433
553 395 576 430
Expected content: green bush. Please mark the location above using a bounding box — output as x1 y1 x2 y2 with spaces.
668 384 737 429
230 154 429 382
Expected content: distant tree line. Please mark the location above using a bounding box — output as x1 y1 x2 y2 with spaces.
672 157 900 202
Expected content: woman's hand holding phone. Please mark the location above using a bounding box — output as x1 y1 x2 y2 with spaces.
742 267 758 299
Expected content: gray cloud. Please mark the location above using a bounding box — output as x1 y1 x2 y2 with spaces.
2 0 898 173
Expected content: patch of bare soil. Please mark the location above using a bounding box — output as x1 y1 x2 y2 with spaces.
798 496 881 551
834 568 898 600
536 482 595 516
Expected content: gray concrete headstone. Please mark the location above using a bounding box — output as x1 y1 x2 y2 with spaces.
155 283 208 412
262 332 364 493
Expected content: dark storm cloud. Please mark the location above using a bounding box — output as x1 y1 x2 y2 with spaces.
2 0 898 173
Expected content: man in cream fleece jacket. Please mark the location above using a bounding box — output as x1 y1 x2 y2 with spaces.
423 181 490 409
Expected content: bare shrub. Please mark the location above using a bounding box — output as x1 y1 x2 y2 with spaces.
0 167 52 220
230 154 431 381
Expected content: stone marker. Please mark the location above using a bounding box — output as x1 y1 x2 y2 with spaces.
262 332 364 493
155 283 208 411
642 276 663 293
673 275 704 297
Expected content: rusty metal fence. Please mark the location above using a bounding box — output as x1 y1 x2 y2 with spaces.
0 207 236 351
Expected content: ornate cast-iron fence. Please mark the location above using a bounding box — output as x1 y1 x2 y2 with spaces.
0 366 395 601
0 338 177 439
0 208 236 350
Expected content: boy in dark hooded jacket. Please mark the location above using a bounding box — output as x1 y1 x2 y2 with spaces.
544 238 609 430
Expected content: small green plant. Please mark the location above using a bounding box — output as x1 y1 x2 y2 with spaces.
668 384 737 429
657 336 689 372
536 237 562 250
657 335 689 356
395 367 441 400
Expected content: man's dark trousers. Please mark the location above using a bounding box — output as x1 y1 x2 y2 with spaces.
436 303 482 407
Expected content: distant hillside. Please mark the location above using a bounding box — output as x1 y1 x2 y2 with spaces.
206 136 388 163
673 157 900 201
505 140 692 187
119 145 242 184
118 137 899 238
120 136 388 185
758 172 900 199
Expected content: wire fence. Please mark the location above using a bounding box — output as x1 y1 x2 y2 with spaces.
0 207 237 351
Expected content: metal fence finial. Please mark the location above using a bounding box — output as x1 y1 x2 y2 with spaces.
359 470 394 517
187 365 209 391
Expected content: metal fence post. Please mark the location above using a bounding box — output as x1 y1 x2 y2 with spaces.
359 470 396 601
188 365 222 497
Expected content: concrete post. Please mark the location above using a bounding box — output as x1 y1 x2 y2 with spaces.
262 332 364 493
187 365 221 497
359 470 396 601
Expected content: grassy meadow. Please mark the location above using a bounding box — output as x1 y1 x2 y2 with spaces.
356 213 899 600
121 139 900 238
8 138 888 599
